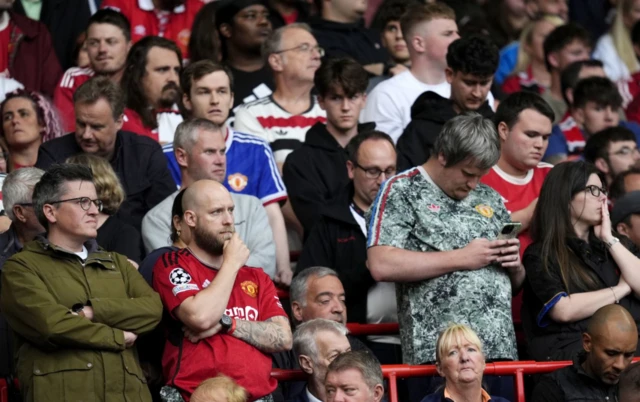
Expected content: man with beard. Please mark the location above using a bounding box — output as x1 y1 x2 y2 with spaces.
0 0 61 97
54 9 133 132
216 0 275 111
101 0 204 59
35 76 176 231
121 36 184 143
152 179 292 402
532 304 638 401
142 118 277 277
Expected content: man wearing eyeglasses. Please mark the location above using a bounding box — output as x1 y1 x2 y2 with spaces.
283 57 372 237
584 126 640 187
0 163 162 402
296 130 400 365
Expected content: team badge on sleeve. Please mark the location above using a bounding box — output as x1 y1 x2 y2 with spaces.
169 268 192 285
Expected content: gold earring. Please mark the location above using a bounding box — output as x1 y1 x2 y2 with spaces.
177 230 181 236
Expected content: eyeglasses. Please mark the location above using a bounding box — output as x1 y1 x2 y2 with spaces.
47 197 103 212
16 202 33 208
585 185 607 197
610 146 640 156
354 162 396 179
274 43 325 57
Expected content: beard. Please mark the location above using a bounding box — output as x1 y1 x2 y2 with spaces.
193 224 233 255
157 82 181 108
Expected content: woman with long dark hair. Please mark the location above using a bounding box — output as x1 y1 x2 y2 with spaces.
522 161 640 361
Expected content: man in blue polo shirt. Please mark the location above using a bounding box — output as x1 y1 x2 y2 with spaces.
162 59 292 286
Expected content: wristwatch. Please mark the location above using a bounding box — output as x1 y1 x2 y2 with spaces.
219 314 236 334
71 303 85 317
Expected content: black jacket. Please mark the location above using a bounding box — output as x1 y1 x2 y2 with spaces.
296 186 375 324
283 122 374 236
396 92 494 171
0 225 23 377
531 352 619 402
35 131 176 232
309 18 388 67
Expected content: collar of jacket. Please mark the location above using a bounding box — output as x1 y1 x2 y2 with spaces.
304 122 376 151
572 350 617 392
0 223 22 257
410 90 493 122
31 235 116 268
319 183 361 225
8 11 40 38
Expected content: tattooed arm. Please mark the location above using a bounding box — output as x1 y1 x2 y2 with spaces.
232 315 292 353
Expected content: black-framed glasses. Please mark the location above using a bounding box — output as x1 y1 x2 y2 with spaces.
354 162 396 179
585 185 607 197
610 146 640 156
16 202 33 208
274 43 325 57
47 197 103 212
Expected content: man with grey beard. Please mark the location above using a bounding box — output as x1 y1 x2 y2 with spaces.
152 179 292 402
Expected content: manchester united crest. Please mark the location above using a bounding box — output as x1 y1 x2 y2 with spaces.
474 204 494 218
228 173 248 192
241 281 258 298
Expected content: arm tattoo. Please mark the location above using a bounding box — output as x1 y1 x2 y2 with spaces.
233 316 292 353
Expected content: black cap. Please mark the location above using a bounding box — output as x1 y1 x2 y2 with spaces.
612 191 640 226
216 0 268 30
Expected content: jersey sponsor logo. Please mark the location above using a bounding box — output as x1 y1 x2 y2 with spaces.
172 283 199 296
228 173 248 192
225 306 259 321
202 279 211 288
427 204 440 213
241 280 258 298
475 204 494 218
134 25 147 36
169 267 192 285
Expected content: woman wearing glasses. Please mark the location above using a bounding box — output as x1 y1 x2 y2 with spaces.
522 160 640 361
66 154 143 264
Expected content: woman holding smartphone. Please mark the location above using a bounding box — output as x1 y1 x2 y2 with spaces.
522 161 640 361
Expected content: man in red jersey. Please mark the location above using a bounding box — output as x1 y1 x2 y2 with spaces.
153 179 292 402
102 0 205 59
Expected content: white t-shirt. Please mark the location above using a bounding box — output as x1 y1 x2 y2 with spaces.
360 70 495 143
593 33 635 84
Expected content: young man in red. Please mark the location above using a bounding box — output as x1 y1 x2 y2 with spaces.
153 179 292 402
480 91 555 337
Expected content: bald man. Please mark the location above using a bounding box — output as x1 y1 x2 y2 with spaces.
152 180 292 402
532 305 638 402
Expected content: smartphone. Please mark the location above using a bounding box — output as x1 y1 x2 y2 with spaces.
497 222 522 240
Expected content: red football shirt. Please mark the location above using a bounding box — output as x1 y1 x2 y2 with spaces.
152 248 286 402
53 67 94 132
102 0 205 59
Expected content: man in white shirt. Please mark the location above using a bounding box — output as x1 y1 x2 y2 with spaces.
360 2 494 143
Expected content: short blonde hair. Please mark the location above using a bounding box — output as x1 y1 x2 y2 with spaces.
400 2 456 43
191 375 248 402
65 153 125 215
435 323 484 364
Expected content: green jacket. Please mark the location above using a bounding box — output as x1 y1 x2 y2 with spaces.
0 238 163 402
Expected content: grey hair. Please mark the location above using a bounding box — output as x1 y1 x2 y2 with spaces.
290 266 339 307
327 350 384 391
174 118 222 154
2 167 44 221
432 112 500 170
261 22 313 64
293 318 349 361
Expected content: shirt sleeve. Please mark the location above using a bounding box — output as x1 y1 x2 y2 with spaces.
544 126 569 160
360 85 403 143
522 248 568 327
234 108 270 143
256 271 287 321
53 73 76 133
366 176 415 248
255 140 287 205
152 253 201 318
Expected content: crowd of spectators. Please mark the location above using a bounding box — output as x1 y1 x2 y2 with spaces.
3 0 640 401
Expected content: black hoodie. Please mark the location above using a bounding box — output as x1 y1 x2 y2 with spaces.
283 122 375 236
396 91 494 171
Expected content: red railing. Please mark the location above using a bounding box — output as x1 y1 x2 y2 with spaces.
272 358 640 402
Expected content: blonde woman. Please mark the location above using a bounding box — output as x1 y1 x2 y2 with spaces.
66 154 142 263
421 324 509 402
593 0 640 90
191 375 248 402
502 15 564 94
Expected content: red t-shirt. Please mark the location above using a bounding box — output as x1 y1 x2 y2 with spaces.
481 163 552 326
152 248 286 402
53 67 95 132
102 0 205 59
0 20 12 77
